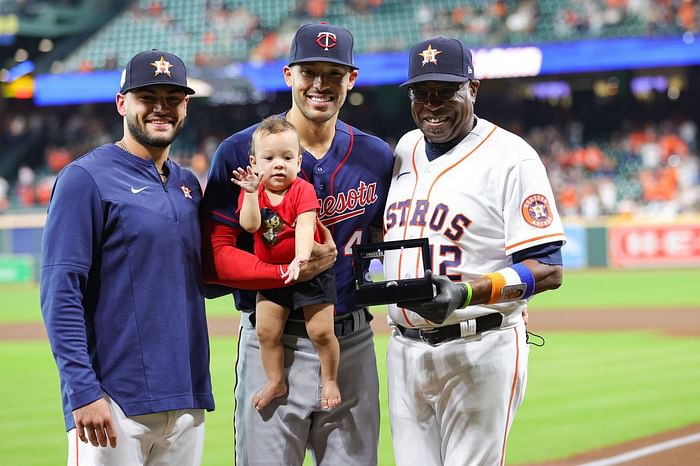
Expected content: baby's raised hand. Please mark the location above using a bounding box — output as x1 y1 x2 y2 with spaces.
231 166 261 193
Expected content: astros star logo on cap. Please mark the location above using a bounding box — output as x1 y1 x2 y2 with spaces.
419 44 442 66
151 56 173 77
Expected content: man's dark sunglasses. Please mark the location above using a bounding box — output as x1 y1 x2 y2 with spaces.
408 82 469 103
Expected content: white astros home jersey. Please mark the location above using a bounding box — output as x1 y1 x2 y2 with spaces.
383 117 566 329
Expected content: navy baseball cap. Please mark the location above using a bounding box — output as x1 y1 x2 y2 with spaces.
119 49 195 95
401 37 474 87
288 23 358 70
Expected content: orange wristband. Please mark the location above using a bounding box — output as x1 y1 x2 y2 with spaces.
485 272 506 304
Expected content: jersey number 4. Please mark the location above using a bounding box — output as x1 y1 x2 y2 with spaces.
343 230 363 256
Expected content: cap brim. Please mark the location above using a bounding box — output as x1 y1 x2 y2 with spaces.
288 57 358 70
400 73 470 87
121 83 196 95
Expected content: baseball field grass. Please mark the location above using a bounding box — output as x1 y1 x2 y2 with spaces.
3 268 699 323
1 268 700 465
202 267 700 318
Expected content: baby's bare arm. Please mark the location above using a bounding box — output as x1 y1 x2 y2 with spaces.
284 211 317 283
231 167 261 233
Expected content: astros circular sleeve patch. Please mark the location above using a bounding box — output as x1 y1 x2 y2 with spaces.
521 194 553 228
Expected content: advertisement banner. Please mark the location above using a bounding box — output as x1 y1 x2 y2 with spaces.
609 224 700 267
0 255 34 283
562 224 587 269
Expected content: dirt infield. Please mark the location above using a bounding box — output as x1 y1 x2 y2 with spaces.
3 308 700 465
520 422 700 466
5 308 699 340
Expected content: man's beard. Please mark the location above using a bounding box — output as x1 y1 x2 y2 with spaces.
127 116 185 148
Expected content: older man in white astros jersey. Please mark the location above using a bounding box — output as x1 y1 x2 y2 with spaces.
383 36 566 466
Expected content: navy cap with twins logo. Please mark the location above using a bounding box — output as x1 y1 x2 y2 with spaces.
119 49 195 95
401 37 474 87
288 23 358 70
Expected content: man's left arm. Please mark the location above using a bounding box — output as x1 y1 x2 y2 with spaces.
407 154 567 322
405 243 563 323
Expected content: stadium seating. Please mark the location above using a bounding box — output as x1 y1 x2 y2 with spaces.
58 0 692 71
3 1 697 216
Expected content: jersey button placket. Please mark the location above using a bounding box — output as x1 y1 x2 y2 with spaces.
315 166 327 192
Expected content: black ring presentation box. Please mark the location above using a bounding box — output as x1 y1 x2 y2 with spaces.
352 238 434 307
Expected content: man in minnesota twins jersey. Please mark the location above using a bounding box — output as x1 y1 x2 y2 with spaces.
383 37 566 466
41 50 213 466
201 24 393 465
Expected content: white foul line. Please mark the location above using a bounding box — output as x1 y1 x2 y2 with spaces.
577 431 700 466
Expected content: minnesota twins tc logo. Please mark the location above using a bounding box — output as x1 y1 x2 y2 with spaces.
419 44 442 66
316 32 337 51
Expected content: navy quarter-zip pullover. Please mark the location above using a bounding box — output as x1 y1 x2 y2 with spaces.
40 144 214 430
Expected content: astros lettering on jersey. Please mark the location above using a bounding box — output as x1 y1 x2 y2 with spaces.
384 117 566 329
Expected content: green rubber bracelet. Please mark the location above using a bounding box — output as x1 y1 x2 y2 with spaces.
461 282 473 308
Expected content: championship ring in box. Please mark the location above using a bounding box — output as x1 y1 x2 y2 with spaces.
352 238 434 307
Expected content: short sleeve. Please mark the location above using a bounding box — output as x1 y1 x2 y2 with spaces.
503 159 566 255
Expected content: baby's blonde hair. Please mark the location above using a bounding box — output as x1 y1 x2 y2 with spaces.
250 116 302 159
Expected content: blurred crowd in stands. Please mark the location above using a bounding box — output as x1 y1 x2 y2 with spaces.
415 0 667 43
1 99 698 220
199 0 699 63
200 0 390 64
0 103 217 212
9 0 696 71
164 0 700 63
529 118 699 219
2 0 699 219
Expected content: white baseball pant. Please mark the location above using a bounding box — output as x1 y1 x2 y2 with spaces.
388 323 528 466
66 396 205 466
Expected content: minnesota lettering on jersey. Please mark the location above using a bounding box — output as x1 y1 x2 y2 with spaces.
385 198 472 241
319 181 378 226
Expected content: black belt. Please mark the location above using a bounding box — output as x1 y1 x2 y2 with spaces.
249 309 372 338
397 313 503 345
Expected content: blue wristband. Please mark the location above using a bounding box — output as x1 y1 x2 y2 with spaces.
511 263 536 299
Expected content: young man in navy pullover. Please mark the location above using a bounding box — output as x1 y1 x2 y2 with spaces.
40 50 214 466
